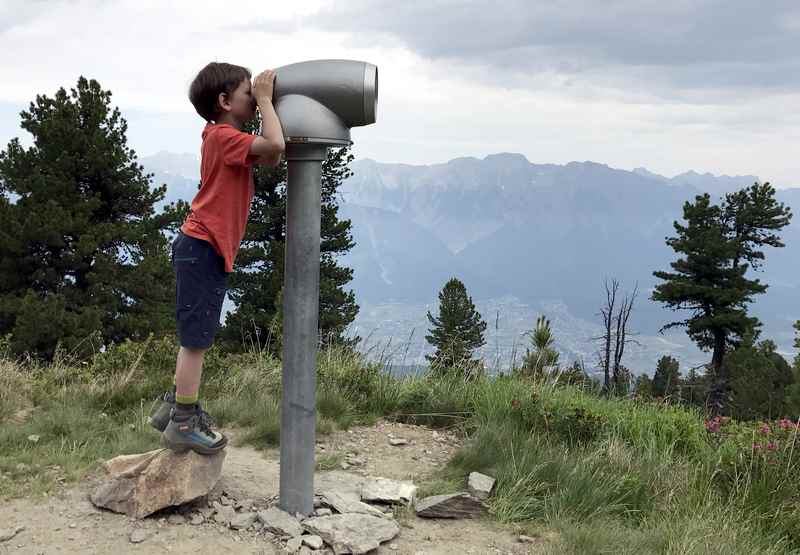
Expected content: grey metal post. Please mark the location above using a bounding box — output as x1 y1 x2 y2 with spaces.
279 143 328 516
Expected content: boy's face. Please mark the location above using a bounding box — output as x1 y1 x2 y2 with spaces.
218 78 257 123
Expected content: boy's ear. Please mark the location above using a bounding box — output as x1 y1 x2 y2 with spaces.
217 92 231 113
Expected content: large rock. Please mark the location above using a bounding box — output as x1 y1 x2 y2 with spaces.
414 492 486 519
360 477 416 506
90 449 225 519
303 514 400 554
467 472 495 500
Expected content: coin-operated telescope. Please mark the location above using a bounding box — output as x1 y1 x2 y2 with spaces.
274 59 378 145
271 60 378 517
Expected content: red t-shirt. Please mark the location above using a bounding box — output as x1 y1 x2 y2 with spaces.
180 123 258 273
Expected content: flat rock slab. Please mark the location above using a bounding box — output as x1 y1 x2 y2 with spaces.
303 514 400 555
315 471 365 501
90 448 225 519
257 506 303 538
415 492 486 519
360 477 417 506
467 471 496 500
318 490 388 519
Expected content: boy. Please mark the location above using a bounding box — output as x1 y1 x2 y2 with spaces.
148 62 285 454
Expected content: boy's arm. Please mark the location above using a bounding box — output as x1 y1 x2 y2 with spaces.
251 70 285 167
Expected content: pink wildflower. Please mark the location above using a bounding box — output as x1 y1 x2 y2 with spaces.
779 418 793 430
768 442 778 451
753 442 762 451
760 423 772 435
704 418 721 433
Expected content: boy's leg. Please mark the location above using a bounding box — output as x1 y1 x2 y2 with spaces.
161 231 228 454
175 346 206 407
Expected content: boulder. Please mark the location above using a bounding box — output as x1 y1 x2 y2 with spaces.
414 492 485 519
303 514 400 554
90 449 225 519
467 472 495 500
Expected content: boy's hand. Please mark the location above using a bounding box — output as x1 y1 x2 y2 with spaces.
253 70 276 103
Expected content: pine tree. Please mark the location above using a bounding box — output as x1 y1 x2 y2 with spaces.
217 117 358 354
519 315 560 379
0 77 183 361
425 277 486 375
652 355 680 398
727 332 793 420
652 185 791 414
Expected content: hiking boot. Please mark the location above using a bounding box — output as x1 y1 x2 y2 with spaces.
149 387 216 433
161 406 227 455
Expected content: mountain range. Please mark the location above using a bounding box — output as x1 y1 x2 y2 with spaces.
143 151 800 375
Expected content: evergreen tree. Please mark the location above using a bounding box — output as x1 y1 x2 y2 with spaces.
425 277 486 375
651 184 791 413
652 355 681 398
519 315 560 378
727 332 793 420
634 374 655 400
217 117 358 354
0 77 183 361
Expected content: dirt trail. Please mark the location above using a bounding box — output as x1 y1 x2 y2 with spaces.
0 420 553 555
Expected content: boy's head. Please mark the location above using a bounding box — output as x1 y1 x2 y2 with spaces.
189 62 256 124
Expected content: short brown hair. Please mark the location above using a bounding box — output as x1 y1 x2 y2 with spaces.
188 62 252 122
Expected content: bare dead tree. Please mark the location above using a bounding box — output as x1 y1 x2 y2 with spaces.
612 282 641 392
592 278 619 392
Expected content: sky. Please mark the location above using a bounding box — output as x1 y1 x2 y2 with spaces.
1 0 799 185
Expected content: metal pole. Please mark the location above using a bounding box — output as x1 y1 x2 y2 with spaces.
279 143 327 516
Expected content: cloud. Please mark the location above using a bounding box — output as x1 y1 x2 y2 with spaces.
272 0 800 98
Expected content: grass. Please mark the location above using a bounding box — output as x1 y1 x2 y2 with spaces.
3 334 800 553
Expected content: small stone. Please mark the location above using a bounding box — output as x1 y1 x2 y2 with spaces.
388 544 399 551
235 498 255 511
518 534 537 543
388 438 408 446
214 504 236 525
167 514 186 525
315 508 333 517
467 472 496 501
339 461 350 470
229 511 257 530
27 434 40 443
68 523 77 529
285 536 303 552
190 514 204 526
302 534 324 549
129 529 149 544
0 526 24 543
219 495 232 506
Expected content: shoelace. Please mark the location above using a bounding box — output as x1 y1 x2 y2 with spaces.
197 408 216 435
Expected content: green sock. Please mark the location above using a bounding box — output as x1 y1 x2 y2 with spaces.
176 391 199 406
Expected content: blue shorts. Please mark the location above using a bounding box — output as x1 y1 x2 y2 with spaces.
171 231 228 349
